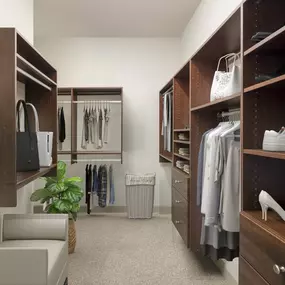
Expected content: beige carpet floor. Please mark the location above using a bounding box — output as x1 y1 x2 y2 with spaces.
69 214 228 285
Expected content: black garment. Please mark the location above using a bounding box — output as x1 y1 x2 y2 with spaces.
84 109 89 143
59 107 66 143
98 165 108 208
99 108 103 140
85 164 92 214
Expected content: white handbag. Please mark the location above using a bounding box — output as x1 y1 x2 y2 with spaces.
26 103 53 167
210 53 241 102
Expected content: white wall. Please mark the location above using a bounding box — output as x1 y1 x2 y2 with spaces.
35 37 181 208
0 0 34 214
180 0 242 283
0 0 34 44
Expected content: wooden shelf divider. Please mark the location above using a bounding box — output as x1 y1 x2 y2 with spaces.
159 154 172 163
244 149 285 160
191 93 241 112
174 129 190 132
174 153 190 160
174 140 190 144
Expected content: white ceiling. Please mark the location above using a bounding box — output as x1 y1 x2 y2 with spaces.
34 0 201 37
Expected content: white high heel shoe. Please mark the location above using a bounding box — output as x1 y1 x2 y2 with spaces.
259 190 285 221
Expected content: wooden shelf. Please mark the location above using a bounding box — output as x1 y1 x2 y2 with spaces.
174 166 190 177
159 154 172 163
174 140 190 145
174 129 190 132
242 211 285 243
174 153 190 160
17 67 52 91
58 151 72 154
244 25 285 56
191 93 241 112
17 164 57 190
74 151 121 155
244 74 285 93
244 149 285 160
17 54 57 87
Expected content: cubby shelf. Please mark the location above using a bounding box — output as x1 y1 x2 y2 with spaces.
159 154 172 163
174 153 190 160
241 211 285 243
244 25 285 56
191 93 241 112
244 149 285 160
174 166 190 177
174 140 190 144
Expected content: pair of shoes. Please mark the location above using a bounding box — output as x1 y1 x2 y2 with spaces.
259 190 285 221
262 127 285 152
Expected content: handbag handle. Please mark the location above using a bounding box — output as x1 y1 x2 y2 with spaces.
26 103 40 132
16 100 31 135
216 53 236 71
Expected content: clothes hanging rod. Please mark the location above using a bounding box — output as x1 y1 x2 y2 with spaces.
162 86 173 96
58 100 122 104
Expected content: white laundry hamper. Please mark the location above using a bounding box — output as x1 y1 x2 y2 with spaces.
125 173 156 219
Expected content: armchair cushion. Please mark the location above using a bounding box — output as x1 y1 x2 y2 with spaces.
2 214 68 241
0 240 68 285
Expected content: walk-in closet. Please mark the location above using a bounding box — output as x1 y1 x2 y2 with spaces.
1 0 285 285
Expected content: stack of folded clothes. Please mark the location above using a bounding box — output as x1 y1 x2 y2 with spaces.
183 164 190 174
178 148 189 156
178 133 189 141
176 160 187 169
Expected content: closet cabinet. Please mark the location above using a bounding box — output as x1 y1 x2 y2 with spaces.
0 28 57 206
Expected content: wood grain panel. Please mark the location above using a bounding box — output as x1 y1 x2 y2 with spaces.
0 28 17 206
241 212 285 285
240 257 269 285
172 187 189 247
172 167 189 201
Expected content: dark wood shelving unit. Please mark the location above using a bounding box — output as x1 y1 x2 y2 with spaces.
0 28 57 206
174 166 190 178
58 87 123 164
244 149 285 160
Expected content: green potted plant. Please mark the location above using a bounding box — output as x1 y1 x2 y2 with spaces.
30 161 84 254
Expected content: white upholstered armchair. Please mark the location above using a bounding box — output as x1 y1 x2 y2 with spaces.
0 214 69 285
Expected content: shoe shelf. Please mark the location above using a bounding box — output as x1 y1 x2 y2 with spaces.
174 166 190 178
244 25 285 56
191 92 241 112
244 149 285 160
242 211 285 243
244 74 285 93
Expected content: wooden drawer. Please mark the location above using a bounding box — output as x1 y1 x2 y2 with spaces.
240 257 269 285
172 168 189 201
172 187 189 246
241 213 285 285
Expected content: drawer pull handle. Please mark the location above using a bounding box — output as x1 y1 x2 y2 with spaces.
273 265 285 275
175 200 182 204
175 180 183 183
175 220 182 224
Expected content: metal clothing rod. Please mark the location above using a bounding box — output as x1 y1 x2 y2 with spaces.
58 100 121 104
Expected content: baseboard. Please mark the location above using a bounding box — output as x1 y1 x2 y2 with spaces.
216 260 238 285
33 205 171 215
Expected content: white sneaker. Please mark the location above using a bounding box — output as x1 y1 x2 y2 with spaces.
262 128 285 151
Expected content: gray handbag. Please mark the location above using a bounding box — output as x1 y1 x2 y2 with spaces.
16 100 40 172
